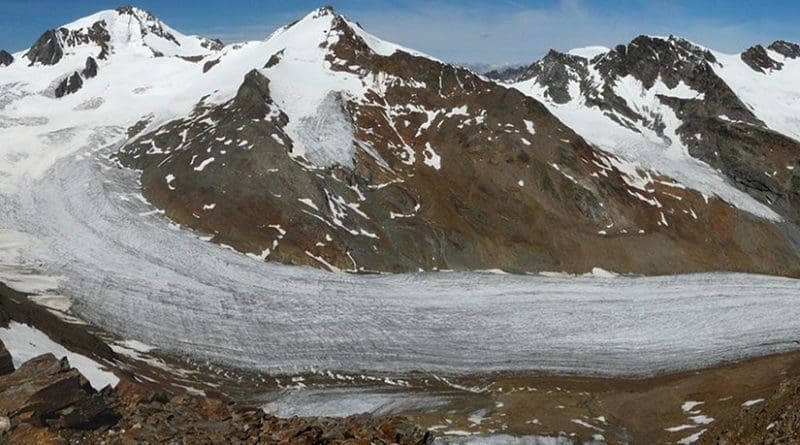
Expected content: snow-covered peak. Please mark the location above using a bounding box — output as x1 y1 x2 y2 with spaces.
268 6 431 60
23 5 221 65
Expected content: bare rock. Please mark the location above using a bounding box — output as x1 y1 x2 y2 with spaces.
0 50 13 66
741 45 783 72
6 422 67 445
0 353 115 430
82 56 98 79
26 29 65 65
54 72 83 98
768 40 800 59
0 339 13 376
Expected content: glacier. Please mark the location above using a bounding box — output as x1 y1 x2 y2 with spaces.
0 144 799 378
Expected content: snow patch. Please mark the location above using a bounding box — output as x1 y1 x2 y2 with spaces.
0 322 119 390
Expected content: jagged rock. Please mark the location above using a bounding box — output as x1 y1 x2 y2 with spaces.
115 14 800 278
0 354 91 419
494 34 800 230
201 38 224 51
26 30 65 65
45 390 117 430
741 45 783 72
54 72 83 98
82 56 98 79
26 21 111 66
0 340 13 376
116 6 179 46
0 50 13 66
522 50 589 103
233 69 274 117
768 40 800 59
264 49 284 68
0 353 116 436
6 422 67 445
0 351 431 444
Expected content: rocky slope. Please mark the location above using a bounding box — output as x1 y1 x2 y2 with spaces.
701 371 800 444
0 350 430 445
2 7 800 276
491 36 800 227
113 8 800 276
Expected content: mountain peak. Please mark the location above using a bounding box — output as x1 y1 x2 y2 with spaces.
269 6 426 62
312 5 336 17
115 5 156 18
24 6 220 66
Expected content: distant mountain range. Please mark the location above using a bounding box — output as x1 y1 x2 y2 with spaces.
1 6 798 276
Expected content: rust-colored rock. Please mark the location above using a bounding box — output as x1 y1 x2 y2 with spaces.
116 15 800 278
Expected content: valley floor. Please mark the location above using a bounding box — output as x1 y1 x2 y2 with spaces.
0 143 798 444
2 282 798 444
1 147 799 378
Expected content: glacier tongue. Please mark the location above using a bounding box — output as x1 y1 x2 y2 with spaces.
1 146 799 377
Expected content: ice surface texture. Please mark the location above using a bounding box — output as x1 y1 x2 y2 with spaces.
1 148 799 377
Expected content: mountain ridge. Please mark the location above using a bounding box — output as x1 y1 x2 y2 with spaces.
1 6 799 276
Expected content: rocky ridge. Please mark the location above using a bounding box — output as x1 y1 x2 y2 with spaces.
2 6 800 276
114 8 800 276
491 35 800 226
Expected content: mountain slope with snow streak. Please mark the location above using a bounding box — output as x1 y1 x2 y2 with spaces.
1 8 799 276
495 35 800 225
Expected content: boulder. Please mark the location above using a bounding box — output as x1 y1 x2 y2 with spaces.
0 354 115 429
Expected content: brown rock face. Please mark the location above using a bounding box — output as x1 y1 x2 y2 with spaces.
0 354 116 428
0 352 431 445
490 35 800 231
0 340 13 376
116 14 800 277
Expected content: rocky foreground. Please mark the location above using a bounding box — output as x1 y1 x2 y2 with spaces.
0 345 431 445
701 373 800 445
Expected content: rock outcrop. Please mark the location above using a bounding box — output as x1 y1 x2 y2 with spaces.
116 13 800 277
0 340 13 376
741 44 784 72
491 36 800 227
53 56 99 98
0 353 431 445
0 50 13 66
0 354 116 432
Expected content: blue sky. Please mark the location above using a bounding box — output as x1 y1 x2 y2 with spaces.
1 0 798 65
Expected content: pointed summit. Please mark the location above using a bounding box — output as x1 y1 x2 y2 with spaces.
24 6 221 66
